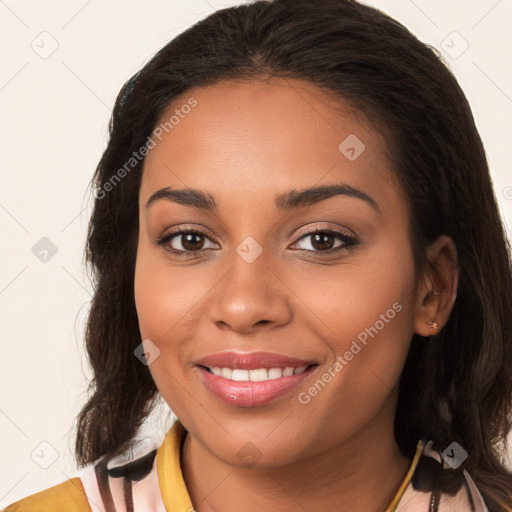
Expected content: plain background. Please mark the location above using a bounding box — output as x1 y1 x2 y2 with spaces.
1 0 511 507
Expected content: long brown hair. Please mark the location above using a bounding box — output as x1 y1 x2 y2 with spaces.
76 1 512 509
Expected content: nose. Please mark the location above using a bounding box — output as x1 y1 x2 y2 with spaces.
207 251 293 334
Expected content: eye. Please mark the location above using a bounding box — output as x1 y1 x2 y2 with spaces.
291 226 357 255
156 228 218 255
155 225 358 257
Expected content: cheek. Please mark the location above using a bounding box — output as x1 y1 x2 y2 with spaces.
133 240 217 411
292 234 417 347
290 235 417 397
334 256 416 366
134 240 207 341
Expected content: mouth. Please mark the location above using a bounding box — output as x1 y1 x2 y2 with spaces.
195 351 319 407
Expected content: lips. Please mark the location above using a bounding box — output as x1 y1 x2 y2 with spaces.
195 351 318 407
197 350 316 367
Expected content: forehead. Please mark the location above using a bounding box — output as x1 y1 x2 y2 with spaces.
139 77 401 211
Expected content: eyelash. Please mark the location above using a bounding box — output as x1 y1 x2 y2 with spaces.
155 226 358 257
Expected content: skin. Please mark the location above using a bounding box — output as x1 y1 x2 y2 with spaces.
134 77 458 512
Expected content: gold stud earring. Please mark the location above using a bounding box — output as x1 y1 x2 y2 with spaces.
426 320 438 334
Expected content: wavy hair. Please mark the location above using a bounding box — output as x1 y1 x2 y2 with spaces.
76 1 512 509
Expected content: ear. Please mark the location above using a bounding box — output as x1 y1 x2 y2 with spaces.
413 235 459 337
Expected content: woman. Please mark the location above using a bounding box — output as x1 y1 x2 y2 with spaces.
5 0 512 510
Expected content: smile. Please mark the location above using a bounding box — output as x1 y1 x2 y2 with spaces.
195 351 319 407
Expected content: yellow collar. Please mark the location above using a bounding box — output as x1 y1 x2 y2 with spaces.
156 420 194 511
385 439 425 511
156 420 424 512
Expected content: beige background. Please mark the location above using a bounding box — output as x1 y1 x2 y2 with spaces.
0 0 511 506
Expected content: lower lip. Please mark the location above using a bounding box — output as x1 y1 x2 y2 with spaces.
197 366 317 407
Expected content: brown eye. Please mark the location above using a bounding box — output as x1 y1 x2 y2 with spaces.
310 233 336 251
156 229 218 254
178 232 206 251
292 228 357 254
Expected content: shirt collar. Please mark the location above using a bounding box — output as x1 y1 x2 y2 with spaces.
156 420 425 512
385 439 425 511
156 420 194 511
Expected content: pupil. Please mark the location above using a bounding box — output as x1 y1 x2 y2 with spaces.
312 233 333 251
183 233 203 251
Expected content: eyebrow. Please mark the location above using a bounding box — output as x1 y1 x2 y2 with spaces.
145 183 379 213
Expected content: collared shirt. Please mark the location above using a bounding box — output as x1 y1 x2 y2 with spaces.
4 420 489 511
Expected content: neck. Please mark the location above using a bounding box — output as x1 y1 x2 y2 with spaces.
180 405 412 512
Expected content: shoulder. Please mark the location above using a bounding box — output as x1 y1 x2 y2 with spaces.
3 422 186 512
3 447 161 512
396 440 489 512
3 477 91 512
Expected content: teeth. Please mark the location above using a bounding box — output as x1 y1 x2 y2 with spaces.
207 365 309 381
221 367 232 379
268 368 283 379
283 367 294 377
249 368 268 381
231 369 249 381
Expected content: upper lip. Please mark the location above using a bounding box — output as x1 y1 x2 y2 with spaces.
195 351 318 370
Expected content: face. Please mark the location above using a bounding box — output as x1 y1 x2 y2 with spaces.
134 77 421 467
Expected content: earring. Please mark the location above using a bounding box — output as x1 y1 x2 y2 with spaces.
426 320 438 335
